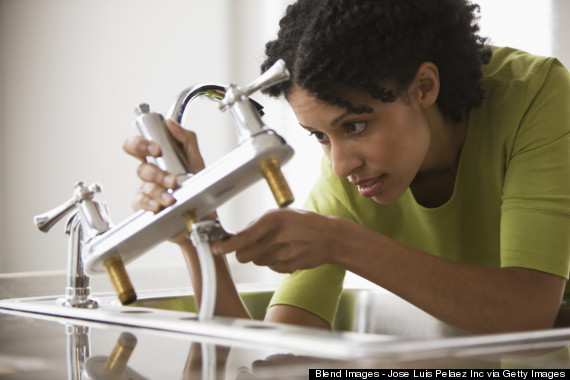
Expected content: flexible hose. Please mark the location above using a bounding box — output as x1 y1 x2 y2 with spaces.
187 220 219 379
201 343 216 380
190 229 217 322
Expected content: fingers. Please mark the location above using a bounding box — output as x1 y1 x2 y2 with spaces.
130 159 177 213
125 119 209 218
136 162 178 189
164 119 206 173
209 209 333 274
132 163 176 213
236 236 281 266
124 120 206 174
163 119 187 141
212 233 294 273
132 182 175 213
211 217 270 256
123 135 161 162
210 212 295 272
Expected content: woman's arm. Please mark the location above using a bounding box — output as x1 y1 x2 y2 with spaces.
123 119 250 320
211 208 566 334
177 238 250 319
334 217 565 334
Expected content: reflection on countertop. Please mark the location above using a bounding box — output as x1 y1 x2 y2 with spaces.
0 311 327 379
0 269 329 379
2 269 570 379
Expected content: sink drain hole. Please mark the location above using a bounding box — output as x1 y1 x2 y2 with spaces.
120 310 154 314
245 324 276 330
179 316 199 321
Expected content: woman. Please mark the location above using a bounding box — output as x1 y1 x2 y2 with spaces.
123 0 570 334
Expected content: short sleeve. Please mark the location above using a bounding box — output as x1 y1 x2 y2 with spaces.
268 157 349 328
500 59 570 278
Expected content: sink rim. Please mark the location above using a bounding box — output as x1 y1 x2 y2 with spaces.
4 285 570 365
0 285 400 361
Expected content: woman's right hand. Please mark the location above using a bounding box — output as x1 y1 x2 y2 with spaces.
122 119 206 214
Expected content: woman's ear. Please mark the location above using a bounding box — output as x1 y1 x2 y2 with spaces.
413 62 440 109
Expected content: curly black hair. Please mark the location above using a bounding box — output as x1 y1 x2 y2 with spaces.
261 0 492 122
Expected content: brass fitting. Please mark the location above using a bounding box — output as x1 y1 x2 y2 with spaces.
103 332 137 379
103 255 137 305
259 157 294 207
184 209 199 233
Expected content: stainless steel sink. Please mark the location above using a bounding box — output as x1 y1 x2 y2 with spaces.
4 283 570 365
0 283 469 362
129 286 465 338
0 285 402 360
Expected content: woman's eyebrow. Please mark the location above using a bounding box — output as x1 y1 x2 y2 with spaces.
298 109 357 130
330 110 352 126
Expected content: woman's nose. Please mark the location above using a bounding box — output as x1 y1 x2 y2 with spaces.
329 141 363 178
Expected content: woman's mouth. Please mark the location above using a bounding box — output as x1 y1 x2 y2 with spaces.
354 175 386 197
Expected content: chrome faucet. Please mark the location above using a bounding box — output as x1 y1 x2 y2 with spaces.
82 60 295 304
34 182 114 308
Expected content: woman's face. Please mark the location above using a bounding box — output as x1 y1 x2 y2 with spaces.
287 87 432 205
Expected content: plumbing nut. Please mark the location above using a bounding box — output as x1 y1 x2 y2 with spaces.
192 219 232 243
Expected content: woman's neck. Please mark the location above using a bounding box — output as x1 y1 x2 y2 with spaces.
410 110 468 207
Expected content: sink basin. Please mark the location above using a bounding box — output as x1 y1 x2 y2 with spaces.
5 272 570 373
0 283 469 360
0 284 404 360
129 286 465 338
6 282 570 365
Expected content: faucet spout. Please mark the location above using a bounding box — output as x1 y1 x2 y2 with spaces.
83 60 295 286
166 84 226 123
134 85 265 186
165 84 265 126
35 182 116 308
58 213 98 309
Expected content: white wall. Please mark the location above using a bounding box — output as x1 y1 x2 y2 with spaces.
0 0 304 280
552 0 570 65
1 0 567 279
476 0 552 56
0 0 223 273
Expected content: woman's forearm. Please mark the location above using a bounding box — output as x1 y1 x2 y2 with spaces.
330 219 565 334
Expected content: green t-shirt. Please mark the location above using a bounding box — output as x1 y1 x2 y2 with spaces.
268 47 570 328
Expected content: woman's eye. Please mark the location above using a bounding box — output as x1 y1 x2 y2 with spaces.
309 130 329 143
345 122 366 135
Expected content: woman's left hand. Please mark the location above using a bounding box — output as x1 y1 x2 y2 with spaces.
211 208 347 273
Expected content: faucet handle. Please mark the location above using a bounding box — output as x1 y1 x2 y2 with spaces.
219 59 290 110
134 103 192 186
34 182 102 232
241 59 290 98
